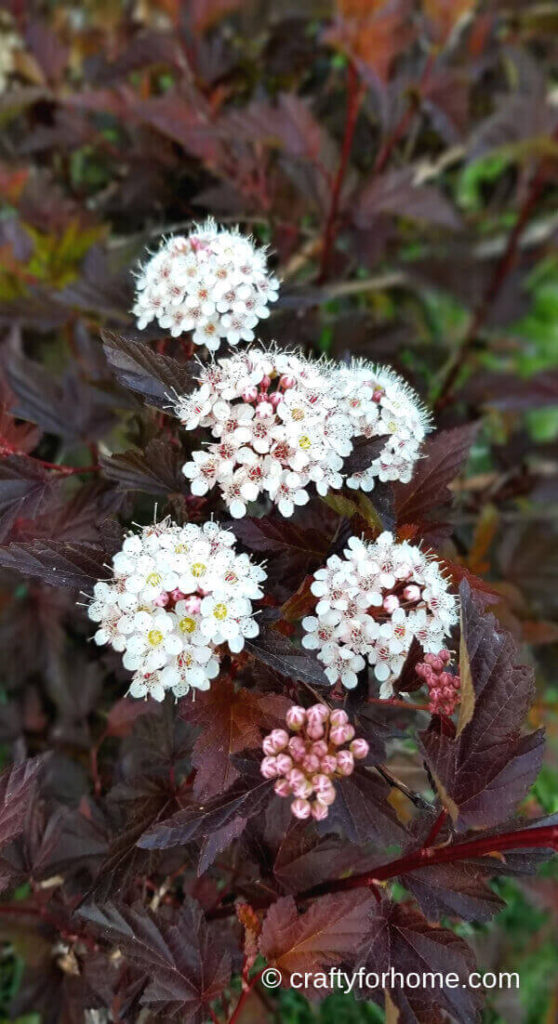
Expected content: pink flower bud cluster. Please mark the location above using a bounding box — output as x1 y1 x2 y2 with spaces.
260 704 369 821
416 649 461 715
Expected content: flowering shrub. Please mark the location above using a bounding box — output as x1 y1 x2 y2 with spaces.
0 5 557 1024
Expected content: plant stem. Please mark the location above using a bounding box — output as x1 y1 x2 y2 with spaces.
436 135 557 410
32 457 100 476
227 967 266 1024
318 61 362 282
300 823 558 899
422 808 448 848
373 53 435 176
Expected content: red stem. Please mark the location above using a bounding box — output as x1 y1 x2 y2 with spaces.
31 457 100 476
318 61 362 282
207 823 558 920
373 53 435 176
300 824 558 899
227 967 266 1024
436 129 558 409
368 696 431 712
422 808 448 849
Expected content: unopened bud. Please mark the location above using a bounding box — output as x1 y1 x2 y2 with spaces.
286 706 306 731
291 797 312 819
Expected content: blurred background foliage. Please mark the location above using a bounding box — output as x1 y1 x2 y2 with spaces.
0 0 557 1021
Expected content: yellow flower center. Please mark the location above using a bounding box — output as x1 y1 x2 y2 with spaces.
191 563 206 578
174 543 188 553
146 572 162 586
179 616 196 634
298 435 311 450
148 629 164 646
213 603 228 620
291 408 305 421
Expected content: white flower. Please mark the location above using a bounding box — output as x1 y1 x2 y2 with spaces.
303 532 458 693
176 344 355 518
174 347 434 518
132 220 279 352
335 360 431 492
85 517 266 701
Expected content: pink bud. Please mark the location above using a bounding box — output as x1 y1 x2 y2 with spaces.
307 704 330 721
311 800 329 821
439 649 451 664
275 754 293 774
336 750 354 776
260 375 271 391
287 768 306 789
329 725 347 746
279 374 296 389
429 687 441 701
383 594 399 614
256 401 273 418
452 676 461 689
286 706 306 731
270 728 289 749
329 709 348 727
154 593 169 606
288 736 306 762
262 729 289 756
315 785 336 807
350 738 369 760
311 740 328 758
260 756 278 779
373 388 384 402
293 778 314 799
302 754 320 774
291 798 311 820
424 653 438 667
274 778 292 798
242 386 258 402
403 585 421 603
342 724 355 742
312 773 332 793
306 721 324 740
270 393 282 409
320 755 338 775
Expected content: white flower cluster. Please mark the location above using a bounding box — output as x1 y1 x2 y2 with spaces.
176 346 431 517
87 519 266 702
337 360 431 491
132 219 279 351
302 532 458 696
177 346 353 518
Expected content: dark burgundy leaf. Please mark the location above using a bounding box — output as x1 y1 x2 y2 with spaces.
101 439 186 495
355 898 482 1022
102 329 194 409
245 626 330 686
0 456 56 540
259 891 375 987
0 754 49 850
394 422 479 531
354 167 462 230
319 767 409 847
137 764 274 853
0 539 112 589
79 897 231 1021
184 676 290 800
